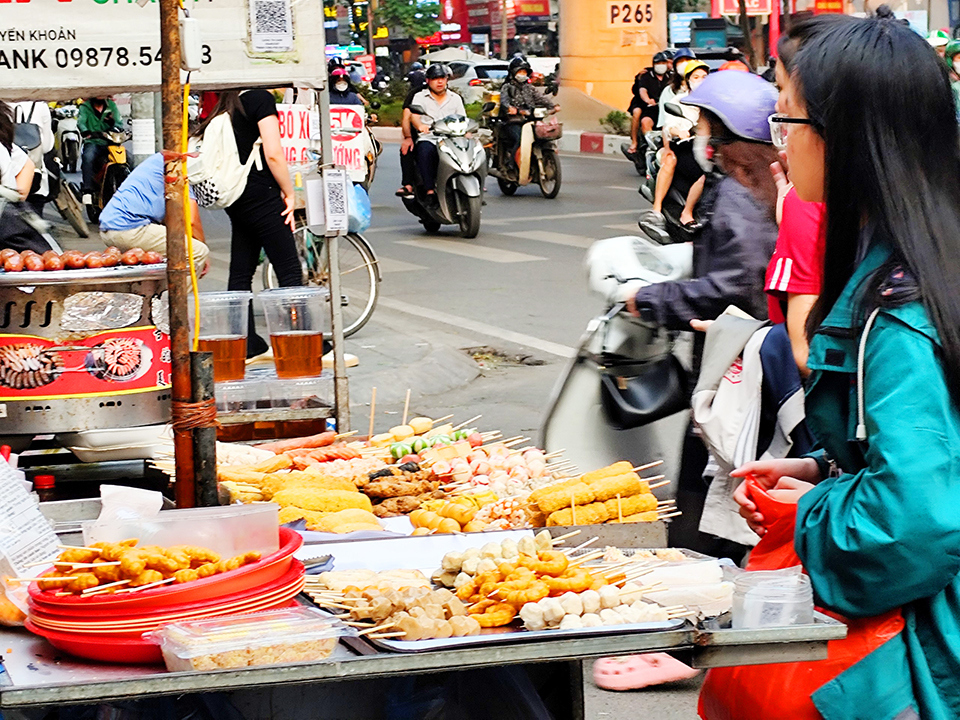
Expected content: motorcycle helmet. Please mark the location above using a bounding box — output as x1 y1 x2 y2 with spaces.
328 57 345 73
652 51 669 64
331 67 350 84
411 61 424 71
718 60 749 72
946 39 960 59
673 47 696 63
509 55 532 79
928 29 950 48
681 70 777 143
425 63 451 80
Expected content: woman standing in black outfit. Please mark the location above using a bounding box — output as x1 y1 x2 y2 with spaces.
193 90 302 356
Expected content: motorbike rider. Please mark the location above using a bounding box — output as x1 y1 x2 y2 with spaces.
396 62 429 198
409 63 465 199
498 56 559 173
643 61 710 231
329 66 365 106
78 96 123 205
627 52 672 155
623 70 780 560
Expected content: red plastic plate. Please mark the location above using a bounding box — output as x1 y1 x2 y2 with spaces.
25 619 164 664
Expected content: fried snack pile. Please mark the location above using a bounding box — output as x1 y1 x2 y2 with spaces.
341 586 482 640
310 569 433 594
276 508 382 534
36 540 261 595
432 531 554 588
518 586 670 631
361 463 444 518
409 493 499 534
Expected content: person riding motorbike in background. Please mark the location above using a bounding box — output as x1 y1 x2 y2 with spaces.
498 56 559 173
410 63 466 199
329 66 365 106
657 47 696 125
78 97 123 205
623 70 780 561
643 61 710 232
627 51 672 155
396 62 429 198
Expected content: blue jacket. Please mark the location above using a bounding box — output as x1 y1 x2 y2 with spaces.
795 240 960 720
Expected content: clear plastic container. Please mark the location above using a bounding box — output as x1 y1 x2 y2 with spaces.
270 373 333 438
83 503 280 559
215 379 262 442
732 570 814 629
259 287 330 378
194 292 252 382
146 607 355 672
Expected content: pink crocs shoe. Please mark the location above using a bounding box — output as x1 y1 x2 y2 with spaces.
593 653 700 691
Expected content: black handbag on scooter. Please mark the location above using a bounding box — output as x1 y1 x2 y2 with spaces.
599 353 690 430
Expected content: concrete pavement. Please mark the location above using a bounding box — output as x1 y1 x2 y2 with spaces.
43 149 702 718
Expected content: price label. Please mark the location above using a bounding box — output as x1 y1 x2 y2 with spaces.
607 1 655 26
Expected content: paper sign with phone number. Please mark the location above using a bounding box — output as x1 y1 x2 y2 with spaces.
607 1 656 26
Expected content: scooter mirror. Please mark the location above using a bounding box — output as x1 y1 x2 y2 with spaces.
664 103 684 118
409 105 427 115
370 100 382 110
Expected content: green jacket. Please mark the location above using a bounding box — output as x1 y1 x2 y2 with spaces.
77 99 122 145
795 240 960 720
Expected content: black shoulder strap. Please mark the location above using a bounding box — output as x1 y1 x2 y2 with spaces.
26 103 36 124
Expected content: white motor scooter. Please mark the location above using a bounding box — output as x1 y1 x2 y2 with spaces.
540 235 693 485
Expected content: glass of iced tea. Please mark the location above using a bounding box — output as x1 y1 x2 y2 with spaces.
196 292 253 382
259 287 330 378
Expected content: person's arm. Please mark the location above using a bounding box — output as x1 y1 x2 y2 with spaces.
785 293 817 376
77 104 93 137
639 87 653 105
257 114 295 228
189 198 205 242
14 157 35 200
795 318 960 618
400 109 414 154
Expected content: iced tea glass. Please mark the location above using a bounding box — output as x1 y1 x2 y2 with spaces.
259 287 330 378
197 291 253 382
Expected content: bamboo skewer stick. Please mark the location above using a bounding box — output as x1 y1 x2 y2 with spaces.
369 631 406 639
564 536 599 555
567 550 605 568
401 389 411 426
83 579 132 595
633 460 664 473
57 545 101 553
433 414 455 424
549 529 582 545
648 479 670 491
658 511 683 520
543 450 565 459
452 414 482 431
570 491 577 526
52 561 121 569
358 622 397 636
617 494 623 523
501 437 530 448
116 578 175 593
367 387 377 441
335 430 359 440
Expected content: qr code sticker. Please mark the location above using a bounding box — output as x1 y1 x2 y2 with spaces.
253 0 291 34
326 181 346 216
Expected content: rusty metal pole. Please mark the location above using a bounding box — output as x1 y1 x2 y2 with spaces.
159 0 195 508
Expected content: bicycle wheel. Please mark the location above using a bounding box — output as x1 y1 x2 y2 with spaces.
262 229 379 339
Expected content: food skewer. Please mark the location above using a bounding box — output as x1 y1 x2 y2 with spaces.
633 460 664 473
648 478 670 490
335 430 359 440
570 491 577 526
401 389 411 426
567 550 605 568
451 414 482 431
501 437 530 448
367 387 377 442
358 622 397 636
617 494 623 523
658 511 683 520
543 450 565 459
115 577 175 593
83 579 132 595
549 529 582 545
369 631 406 639
57 545 100 553
564 536 599 555
434 414 454 424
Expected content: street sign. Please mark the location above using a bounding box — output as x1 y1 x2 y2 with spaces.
329 105 367 183
276 103 321 166
606 1 657 27
718 0 772 15
668 12 708 45
0 0 327 101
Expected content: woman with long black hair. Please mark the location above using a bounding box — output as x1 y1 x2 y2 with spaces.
191 90 302 356
733 16 960 717
0 101 35 199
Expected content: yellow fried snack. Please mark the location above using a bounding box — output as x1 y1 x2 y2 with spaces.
271 487 373 513
471 602 517 627
609 510 660 523
529 478 581 506
580 461 633 485
546 501 610 527
278 506 308 525
196 562 221 579
590 472 644 502
66 573 100 593
603 493 657 517
537 483 597 514
313 509 382 533
129 569 164 587
260 472 356 500
173 568 200 583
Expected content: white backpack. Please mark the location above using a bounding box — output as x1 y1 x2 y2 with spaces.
186 112 261 209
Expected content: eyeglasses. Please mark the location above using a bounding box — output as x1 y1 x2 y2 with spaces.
768 114 814 150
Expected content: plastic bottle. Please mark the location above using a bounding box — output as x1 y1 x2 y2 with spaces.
33 475 56 503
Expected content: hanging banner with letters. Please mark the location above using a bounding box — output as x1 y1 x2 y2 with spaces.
0 0 327 101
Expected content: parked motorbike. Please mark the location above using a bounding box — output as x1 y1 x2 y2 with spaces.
83 129 131 224
485 106 562 198
53 106 81 174
402 108 486 239
540 234 693 483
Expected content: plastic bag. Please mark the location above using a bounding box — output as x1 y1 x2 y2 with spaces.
347 183 371 233
698 477 904 720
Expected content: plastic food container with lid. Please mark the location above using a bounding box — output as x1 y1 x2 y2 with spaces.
145 606 356 672
732 570 814 629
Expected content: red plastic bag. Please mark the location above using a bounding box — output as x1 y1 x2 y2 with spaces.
698 478 903 720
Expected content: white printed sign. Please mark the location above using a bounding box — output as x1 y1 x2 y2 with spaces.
330 104 367 184
0 0 327 101
276 103 320 165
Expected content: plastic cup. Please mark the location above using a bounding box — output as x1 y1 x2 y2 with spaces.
196 292 253 382
259 288 330 378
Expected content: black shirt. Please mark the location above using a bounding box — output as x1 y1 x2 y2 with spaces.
634 69 671 106
232 89 279 187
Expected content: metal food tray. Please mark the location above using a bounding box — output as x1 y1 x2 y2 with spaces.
364 618 687 653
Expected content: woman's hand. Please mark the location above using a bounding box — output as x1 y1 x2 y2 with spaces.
281 192 295 229
690 319 713 332
767 477 815 504
731 458 821 486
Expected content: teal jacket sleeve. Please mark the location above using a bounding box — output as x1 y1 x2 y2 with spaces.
77 104 95 136
795 313 960 618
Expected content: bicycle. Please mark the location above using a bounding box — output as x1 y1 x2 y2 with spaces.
261 210 381 339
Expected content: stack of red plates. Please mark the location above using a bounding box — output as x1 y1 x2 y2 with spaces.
26 527 304 664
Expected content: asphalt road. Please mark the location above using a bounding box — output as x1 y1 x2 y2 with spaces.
52 148 702 718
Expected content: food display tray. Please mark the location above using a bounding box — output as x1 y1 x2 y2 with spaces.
364 619 687 653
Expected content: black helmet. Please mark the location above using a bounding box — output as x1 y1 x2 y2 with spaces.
410 61 424 71
508 55 532 78
425 63 450 80
328 57 345 73
653 51 669 64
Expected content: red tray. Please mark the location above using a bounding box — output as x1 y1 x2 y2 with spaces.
25 619 164 664
30 527 302 611
29 559 304 621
